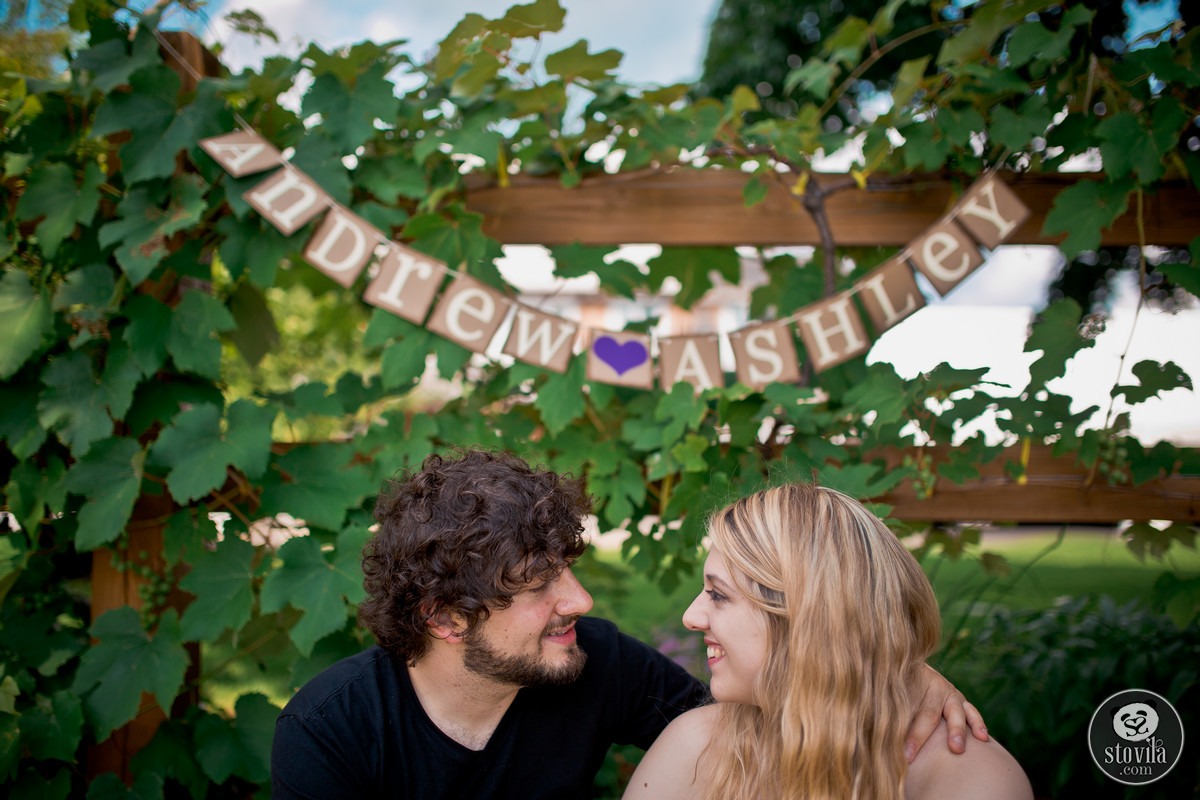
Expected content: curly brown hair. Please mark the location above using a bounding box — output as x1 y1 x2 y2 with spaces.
359 449 592 663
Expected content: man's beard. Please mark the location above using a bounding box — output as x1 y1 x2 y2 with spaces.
462 618 587 687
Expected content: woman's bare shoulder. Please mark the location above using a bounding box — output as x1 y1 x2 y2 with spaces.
905 721 1033 800
622 705 720 800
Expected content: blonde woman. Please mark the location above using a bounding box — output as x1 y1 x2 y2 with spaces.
624 484 1032 800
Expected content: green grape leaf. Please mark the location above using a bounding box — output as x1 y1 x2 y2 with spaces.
937 0 1044 65
742 174 769 208
13 162 103 257
363 411 439 483
1097 100 1188 185
122 295 172 377
151 400 273 503
194 692 278 784
646 247 740 309
301 61 401 153
0 714 18 782
54 263 116 311
72 608 188 743
1024 298 1094 388
550 243 622 280
1042 178 1133 258
0 377 47 460
228 282 280 368
179 535 256 643
129 721 206 800
163 508 219 567
1112 360 1193 405
357 154 427 204
497 0 566 38
72 26 161 91
20 690 83 763
92 69 227 184
257 446 373 532
534 354 586 436
655 383 709 446
98 176 208 286
101 341 142 420
260 526 369 656
37 351 112 458
588 459 645 528
63 437 146 551
670 433 710 473
166 290 237 380
1160 247 1200 298
544 39 622 82
843 363 909 426
783 59 837 99
5 455 67 537
85 771 164 800
0 269 51 380
11 768 71 800
215 215 293 288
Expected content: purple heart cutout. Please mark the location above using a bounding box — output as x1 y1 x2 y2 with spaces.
593 336 648 376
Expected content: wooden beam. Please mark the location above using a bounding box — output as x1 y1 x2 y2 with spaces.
464 170 1200 248
869 445 1200 524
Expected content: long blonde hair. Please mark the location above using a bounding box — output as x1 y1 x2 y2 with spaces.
700 483 941 800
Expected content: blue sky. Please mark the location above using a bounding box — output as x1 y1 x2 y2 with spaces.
197 0 721 86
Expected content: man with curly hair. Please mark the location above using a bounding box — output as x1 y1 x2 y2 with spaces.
270 449 984 799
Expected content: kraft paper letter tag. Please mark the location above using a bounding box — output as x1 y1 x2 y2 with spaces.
303 207 384 288
908 218 985 297
502 305 579 373
585 330 654 389
200 130 281 177
728 321 800 390
244 168 331 236
659 334 724 392
426 274 513 354
364 244 447 325
953 176 1031 250
795 291 871 372
854 257 926 335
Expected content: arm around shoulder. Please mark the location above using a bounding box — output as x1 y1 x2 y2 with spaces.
623 704 719 800
906 731 1033 800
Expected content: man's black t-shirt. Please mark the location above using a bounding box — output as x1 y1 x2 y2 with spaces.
271 617 708 799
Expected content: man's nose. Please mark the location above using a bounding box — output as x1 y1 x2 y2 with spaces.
556 567 593 616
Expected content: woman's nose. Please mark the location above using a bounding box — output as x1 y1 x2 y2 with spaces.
681 593 706 631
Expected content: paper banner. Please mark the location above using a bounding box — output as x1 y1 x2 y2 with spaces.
855 256 926 335
199 130 281 177
502 305 579 373
727 321 801 391
952 175 1031 250
908 218 985 297
795 291 871 373
244 168 331 236
303 207 383 288
426 274 513 354
586 330 654 389
204 128 1035 394
363 244 447 325
659 334 724 391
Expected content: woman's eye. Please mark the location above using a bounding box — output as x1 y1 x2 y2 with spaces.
705 589 727 604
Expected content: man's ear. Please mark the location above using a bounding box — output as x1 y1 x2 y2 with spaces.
424 604 468 641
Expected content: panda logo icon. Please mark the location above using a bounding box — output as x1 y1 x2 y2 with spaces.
1112 700 1159 742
